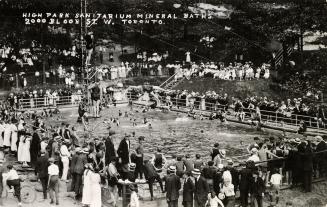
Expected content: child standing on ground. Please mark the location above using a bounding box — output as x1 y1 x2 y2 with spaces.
269 168 282 207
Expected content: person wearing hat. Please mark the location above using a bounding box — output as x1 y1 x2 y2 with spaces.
105 133 116 166
35 149 49 200
247 148 260 163
165 166 181 207
315 135 327 178
192 168 209 207
182 171 195 207
48 157 60 205
127 163 137 183
213 149 226 168
72 147 88 200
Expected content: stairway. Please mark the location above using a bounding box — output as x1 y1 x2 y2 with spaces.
270 46 294 67
160 72 185 90
165 77 185 90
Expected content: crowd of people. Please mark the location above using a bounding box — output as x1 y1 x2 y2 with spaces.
281 72 326 102
168 62 270 81
4 87 83 110
147 88 327 128
0 31 84 89
0 100 326 207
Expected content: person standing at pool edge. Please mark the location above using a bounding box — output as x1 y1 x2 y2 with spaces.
91 82 101 118
193 168 209 207
165 166 181 207
48 157 60 205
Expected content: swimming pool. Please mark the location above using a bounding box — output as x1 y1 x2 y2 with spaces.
51 105 284 162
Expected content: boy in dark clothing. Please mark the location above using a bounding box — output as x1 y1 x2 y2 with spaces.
250 171 265 207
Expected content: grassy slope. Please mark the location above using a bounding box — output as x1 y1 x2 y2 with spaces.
174 77 293 101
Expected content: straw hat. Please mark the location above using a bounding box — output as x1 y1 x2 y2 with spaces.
129 163 136 171
294 138 301 144
192 169 201 176
82 148 89 154
168 165 177 173
315 136 323 142
219 149 226 158
251 148 258 154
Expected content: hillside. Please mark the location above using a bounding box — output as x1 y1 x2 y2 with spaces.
174 77 295 101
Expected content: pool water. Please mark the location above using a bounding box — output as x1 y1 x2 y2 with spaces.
44 105 284 162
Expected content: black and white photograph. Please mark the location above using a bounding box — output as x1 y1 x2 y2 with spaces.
0 0 327 207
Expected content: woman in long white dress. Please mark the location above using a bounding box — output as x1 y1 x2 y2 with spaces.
264 68 270 79
90 168 102 207
255 68 261 79
111 67 117 80
82 164 93 206
18 134 31 166
157 65 162 76
185 51 191 62
3 122 11 148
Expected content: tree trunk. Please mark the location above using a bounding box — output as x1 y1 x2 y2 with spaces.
300 30 304 67
183 23 188 40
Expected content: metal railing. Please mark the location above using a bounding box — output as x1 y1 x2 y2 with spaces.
126 92 327 131
18 95 83 109
159 72 178 88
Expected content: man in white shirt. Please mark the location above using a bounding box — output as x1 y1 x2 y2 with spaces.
48 158 60 205
60 141 71 182
5 165 22 206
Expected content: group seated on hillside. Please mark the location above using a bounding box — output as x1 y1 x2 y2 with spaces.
167 62 270 81
281 72 326 102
